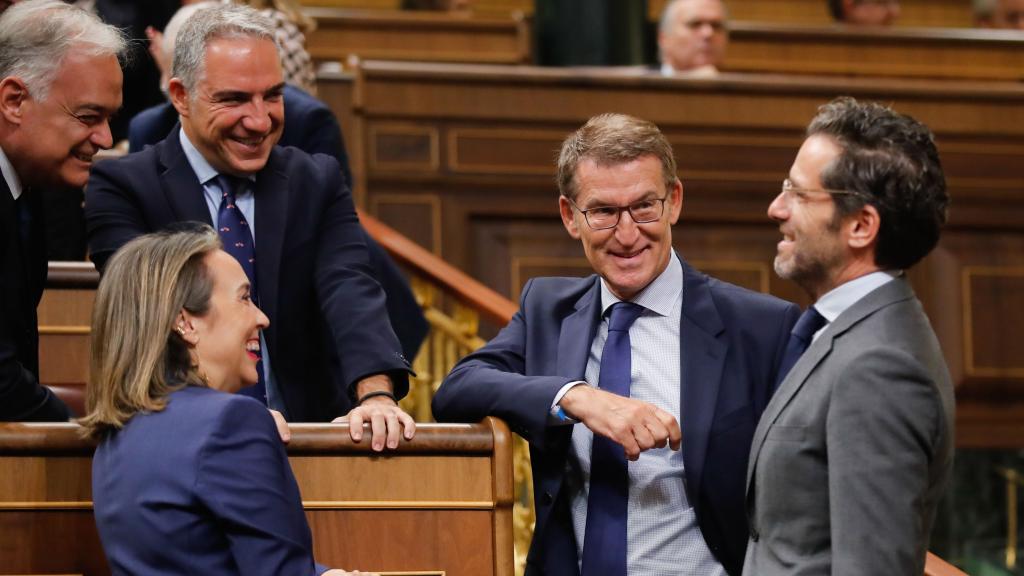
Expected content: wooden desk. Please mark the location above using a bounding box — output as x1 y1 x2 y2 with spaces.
322 61 1024 446
305 7 530 65
0 418 513 576
300 0 977 28
725 22 1024 81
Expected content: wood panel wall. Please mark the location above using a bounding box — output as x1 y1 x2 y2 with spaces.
323 60 1024 448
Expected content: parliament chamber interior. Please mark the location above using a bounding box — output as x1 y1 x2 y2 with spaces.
3 0 1023 574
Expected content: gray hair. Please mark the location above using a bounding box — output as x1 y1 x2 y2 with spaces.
0 0 127 100
172 3 276 92
161 1 218 60
659 0 729 34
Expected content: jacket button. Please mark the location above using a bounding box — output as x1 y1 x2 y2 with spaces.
541 491 554 505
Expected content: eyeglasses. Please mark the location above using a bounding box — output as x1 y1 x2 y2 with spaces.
780 179 866 203
567 195 669 230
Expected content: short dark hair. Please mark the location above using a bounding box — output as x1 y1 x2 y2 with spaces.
827 0 845 20
557 113 678 200
808 97 948 270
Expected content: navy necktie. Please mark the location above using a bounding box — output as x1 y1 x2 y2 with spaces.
581 301 645 576
216 175 266 404
774 306 827 389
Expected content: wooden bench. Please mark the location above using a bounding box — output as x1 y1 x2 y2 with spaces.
0 418 513 576
317 60 1024 448
724 21 1024 81
304 7 530 65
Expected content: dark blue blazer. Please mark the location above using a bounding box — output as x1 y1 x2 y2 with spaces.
85 134 410 421
93 386 328 575
126 88 428 360
0 179 70 421
432 258 800 576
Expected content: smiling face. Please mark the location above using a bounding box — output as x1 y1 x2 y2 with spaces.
170 36 284 177
767 135 851 299
1 51 122 188
187 250 269 393
560 155 682 301
658 0 728 72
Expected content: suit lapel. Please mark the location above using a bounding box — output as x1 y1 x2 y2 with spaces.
556 278 602 380
745 277 917 492
252 150 288 341
678 258 727 508
157 127 214 225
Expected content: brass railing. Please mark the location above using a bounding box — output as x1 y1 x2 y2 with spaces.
999 467 1023 571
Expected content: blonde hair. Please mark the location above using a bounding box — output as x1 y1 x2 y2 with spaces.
78 226 221 440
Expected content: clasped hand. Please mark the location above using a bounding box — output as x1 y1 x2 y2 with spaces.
560 385 681 460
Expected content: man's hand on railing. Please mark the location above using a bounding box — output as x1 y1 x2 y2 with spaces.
333 374 416 451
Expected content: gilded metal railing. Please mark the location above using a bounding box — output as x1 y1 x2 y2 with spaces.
998 467 1023 571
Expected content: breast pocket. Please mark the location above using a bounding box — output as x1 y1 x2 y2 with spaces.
766 424 806 443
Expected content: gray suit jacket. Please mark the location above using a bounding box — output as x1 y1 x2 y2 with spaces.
743 278 955 575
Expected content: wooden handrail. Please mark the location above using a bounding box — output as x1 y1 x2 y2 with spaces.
358 209 517 325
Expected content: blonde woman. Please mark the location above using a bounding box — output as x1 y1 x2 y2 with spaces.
80 225 372 576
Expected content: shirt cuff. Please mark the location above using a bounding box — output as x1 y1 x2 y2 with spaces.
547 380 586 425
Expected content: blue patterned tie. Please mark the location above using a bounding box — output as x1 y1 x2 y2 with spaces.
216 175 266 404
581 301 645 576
774 306 827 390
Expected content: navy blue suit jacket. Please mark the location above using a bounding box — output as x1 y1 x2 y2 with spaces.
0 180 70 421
85 134 410 421
126 88 428 360
432 259 799 576
93 386 328 575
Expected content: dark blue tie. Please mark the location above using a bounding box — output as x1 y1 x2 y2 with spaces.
581 301 645 576
216 175 266 404
774 306 827 389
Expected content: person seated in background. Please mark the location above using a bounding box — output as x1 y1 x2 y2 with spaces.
658 0 729 76
827 0 901 26
132 1 429 365
975 0 1024 29
80 225 375 576
0 0 125 421
87 4 416 447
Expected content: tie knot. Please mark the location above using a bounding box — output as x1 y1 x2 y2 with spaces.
607 302 644 332
792 306 827 342
217 175 247 201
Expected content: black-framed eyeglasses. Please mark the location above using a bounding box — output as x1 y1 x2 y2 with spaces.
567 195 669 230
781 179 866 203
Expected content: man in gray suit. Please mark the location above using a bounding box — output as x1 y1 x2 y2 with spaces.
743 97 955 575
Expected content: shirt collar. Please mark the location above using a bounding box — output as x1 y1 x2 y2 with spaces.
178 127 256 186
814 270 900 323
0 144 24 200
600 251 682 318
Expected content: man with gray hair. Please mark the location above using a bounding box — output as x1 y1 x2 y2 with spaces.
658 0 729 76
0 0 125 421
86 3 417 449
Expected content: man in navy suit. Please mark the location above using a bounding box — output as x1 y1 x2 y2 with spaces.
433 113 799 575
0 0 125 421
126 0 427 362
86 4 414 449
